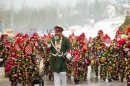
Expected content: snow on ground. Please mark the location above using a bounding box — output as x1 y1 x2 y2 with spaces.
95 20 124 39
63 19 124 40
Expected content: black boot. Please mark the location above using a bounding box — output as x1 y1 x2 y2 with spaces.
11 82 17 86
115 78 119 81
127 84 130 86
96 72 98 78
108 79 112 82
74 79 79 84
11 82 13 86
113 77 119 81
103 78 105 81
68 76 71 81
49 75 51 80
121 78 123 82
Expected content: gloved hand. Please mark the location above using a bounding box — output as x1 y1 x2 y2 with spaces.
66 53 71 60
47 44 51 48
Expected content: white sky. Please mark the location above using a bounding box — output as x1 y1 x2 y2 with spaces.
0 0 118 9
1 0 78 9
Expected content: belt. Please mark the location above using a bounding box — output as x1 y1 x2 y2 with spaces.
52 52 67 57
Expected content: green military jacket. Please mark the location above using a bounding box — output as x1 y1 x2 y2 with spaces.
50 36 72 72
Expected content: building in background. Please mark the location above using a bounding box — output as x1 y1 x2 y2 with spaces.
103 3 130 19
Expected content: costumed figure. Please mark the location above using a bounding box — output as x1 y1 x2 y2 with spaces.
90 30 104 78
4 35 11 77
122 28 130 86
110 30 121 81
47 26 72 86
99 34 111 81
65 33 75 81
7 47 18 86
0 34 4 67
71 33 89 84
43 33 53 80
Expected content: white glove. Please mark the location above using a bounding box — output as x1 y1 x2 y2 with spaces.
66 53 72 60
0 58 3 61
105 43 110 47
124 48 129 51
47 43 51 48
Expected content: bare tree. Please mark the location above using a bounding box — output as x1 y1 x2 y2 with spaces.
14 0 32 32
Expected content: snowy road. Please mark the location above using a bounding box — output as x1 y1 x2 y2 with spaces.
0 66 127 86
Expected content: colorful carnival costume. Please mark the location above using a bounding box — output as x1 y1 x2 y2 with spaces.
90 30 104 77
4 38 11 77
7 47 18 86
71 33 89 84
111 30 123 81
99 34 111 81
43 33 53 80
0 36 4 67
123 28 130 86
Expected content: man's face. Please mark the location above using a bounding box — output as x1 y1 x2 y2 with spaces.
55 30 62 41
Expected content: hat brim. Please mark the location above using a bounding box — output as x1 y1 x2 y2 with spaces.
54 26 63 32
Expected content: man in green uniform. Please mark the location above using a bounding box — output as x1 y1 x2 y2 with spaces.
47 26 72 86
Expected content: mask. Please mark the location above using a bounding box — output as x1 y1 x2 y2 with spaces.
11 52 15 56
117 38 120 41
105 43 110 47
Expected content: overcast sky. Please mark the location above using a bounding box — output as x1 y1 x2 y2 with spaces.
0 0 79 9
0 0 120 10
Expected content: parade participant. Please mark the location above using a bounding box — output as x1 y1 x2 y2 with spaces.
123 27 130 86
110 30 121 81
47 26 72 86
99 34 111 81
7 47 18 86
66 33 74 81
14 37 25 85
0 34 4 67
80 33 89 78
2 34 10 66
68 34 80 83
14 36 34 86
114 30 127 82
71 36 80 84
70 33 89 84
22 40 34 86
4 36 11 77
43 33 53 80
90 30 104 78
103 34 114 82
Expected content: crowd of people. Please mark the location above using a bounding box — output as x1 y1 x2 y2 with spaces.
0 26 130 86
